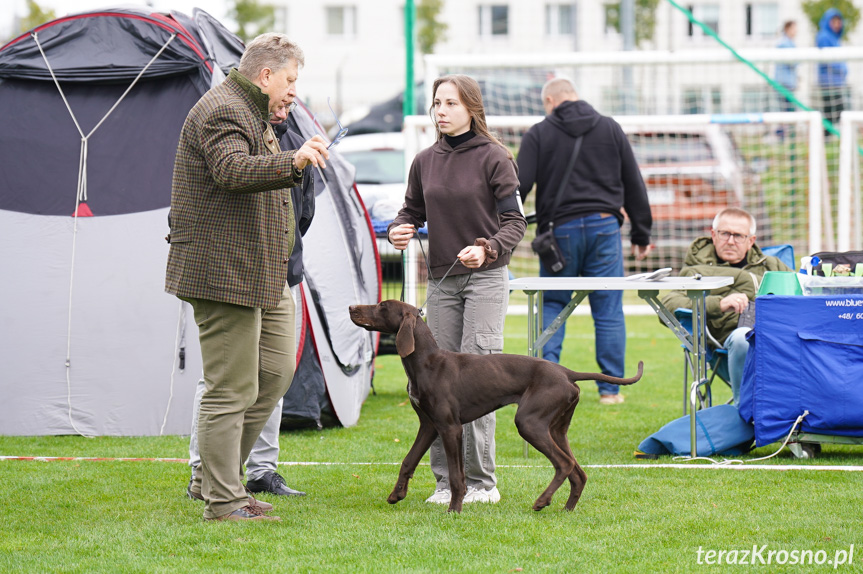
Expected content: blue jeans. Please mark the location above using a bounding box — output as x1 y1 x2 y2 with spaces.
539 214 625 395
724 327 751 406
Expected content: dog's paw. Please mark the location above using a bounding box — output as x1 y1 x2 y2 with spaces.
532 497 551 511
387 488 407 504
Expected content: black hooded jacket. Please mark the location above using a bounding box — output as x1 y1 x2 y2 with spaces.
517 99 652 246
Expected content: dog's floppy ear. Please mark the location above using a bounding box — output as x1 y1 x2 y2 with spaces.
395 312 416 358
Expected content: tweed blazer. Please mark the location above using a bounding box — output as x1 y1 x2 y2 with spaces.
165 70 304 310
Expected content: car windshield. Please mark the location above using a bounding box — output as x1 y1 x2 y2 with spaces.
341 149 405 184
628 133 714 164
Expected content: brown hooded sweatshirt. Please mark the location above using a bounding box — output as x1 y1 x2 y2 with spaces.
388 134 527 279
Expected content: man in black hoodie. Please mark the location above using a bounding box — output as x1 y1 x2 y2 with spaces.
517 77 652 405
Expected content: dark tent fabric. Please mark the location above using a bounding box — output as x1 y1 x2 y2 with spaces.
0 7 380 436
282 295 335 430
279 101 382 430
0 76 200 216
293 97 381 425
344 77 544 134
0 9 229 88
345 86 424 135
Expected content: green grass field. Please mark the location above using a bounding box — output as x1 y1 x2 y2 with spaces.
2 315 861 573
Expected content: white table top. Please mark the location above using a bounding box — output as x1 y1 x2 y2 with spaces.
509 276 733 291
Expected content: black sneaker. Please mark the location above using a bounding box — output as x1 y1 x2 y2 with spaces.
246 471 307 496
186 477 204 501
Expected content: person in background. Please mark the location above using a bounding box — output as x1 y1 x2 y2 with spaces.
815 8 847 136
185 101 316 504
660 208 791 407
387 74 527 506
516 77 652 405
775 20 798 113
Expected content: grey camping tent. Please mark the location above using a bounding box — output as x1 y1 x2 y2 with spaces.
0 7 380 436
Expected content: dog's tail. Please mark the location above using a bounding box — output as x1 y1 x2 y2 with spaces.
568 361 643 386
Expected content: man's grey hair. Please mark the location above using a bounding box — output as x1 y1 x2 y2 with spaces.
712 207 756 235
541 77 578 102
238 33 304 79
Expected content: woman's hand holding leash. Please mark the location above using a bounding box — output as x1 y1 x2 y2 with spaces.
389 224 416 250
457 245 486 268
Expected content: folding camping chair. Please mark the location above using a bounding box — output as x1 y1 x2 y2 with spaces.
675 244 795 414
675 308 730 414
762 244 796 272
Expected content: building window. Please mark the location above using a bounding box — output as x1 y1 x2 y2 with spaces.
741 85 771 113
479 5 509 37
687 4 720 38
274 6 289 32
326 6 357 38
682 86 722 114
603 3 620 37
546 3 575 37
745 3 779 39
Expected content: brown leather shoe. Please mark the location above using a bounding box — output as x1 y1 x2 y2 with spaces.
187 481 274 512
244 491 274 512
206 505 280 522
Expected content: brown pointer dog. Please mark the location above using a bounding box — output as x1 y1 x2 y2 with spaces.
349 300 643 513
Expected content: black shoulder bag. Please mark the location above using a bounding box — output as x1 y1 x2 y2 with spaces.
530 135 585 273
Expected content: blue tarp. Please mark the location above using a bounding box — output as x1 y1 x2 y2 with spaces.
638 404 754 456
739 295 863 446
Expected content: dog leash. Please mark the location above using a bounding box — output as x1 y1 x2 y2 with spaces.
408 229 472 316
418 258 466 316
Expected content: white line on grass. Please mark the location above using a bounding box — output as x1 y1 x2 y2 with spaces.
2 456 863 472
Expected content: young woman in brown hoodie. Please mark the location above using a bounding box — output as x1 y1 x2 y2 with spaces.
388 75 527 505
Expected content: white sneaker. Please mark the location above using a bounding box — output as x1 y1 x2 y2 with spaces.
425 488 451 504
463 486 501 504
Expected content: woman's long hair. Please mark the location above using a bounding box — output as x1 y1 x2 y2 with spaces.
428 75 512 159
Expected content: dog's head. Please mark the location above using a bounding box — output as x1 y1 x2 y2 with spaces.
349 300 421 358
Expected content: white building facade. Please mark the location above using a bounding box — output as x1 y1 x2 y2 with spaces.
265 1 862 119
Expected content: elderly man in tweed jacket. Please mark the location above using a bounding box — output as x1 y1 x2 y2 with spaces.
165 33 329 522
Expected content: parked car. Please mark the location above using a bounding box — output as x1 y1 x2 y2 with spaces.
621 124 767 270
337 132 415 270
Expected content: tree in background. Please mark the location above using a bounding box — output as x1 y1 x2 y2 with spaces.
604 0 659 48
417 0 448 55
229 0 275 43
18 0 56 34
802 0 859 37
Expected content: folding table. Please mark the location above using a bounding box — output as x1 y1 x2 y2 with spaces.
509 275 733 458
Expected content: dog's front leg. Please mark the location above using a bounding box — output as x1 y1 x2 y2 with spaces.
439 425 466 513
389 411 438 505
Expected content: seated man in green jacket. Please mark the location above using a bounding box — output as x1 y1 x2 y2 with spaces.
662 207 791 406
